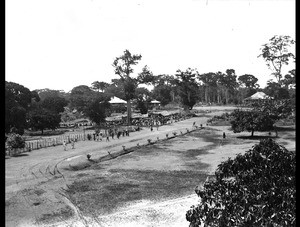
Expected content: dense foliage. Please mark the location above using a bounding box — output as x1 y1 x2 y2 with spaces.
33 88 69 101
207 113 231 124
135 87 152 114
41 96 69 114
84 95 111 125
249 99 293 120
6 133 26 149
27 108 61 134
186 139 295 227
5 81 34 134
175 68 199 110
230 109 275 136
230 99 293 136
69 85 96 113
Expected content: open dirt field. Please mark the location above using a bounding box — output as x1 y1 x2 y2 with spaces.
5 106 295 227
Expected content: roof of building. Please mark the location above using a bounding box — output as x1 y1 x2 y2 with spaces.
244 92 272 100
150 100 161 104
109 96 127 104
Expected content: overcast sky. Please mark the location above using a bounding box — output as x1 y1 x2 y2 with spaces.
6 0 295 92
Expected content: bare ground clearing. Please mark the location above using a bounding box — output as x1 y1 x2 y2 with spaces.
5 106 295 227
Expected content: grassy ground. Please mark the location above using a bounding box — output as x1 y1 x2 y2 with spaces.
66 169 209 216
64 128 228 218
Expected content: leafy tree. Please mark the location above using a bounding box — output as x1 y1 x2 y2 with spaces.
31 90 41 102
112 49 142 125
258 35 295 85
137 65 155 85
27 108 61 134
249 99 293 121
84 95 111 125
264 80 281 99
282 69 295 89
41 96 69 114
198 70 239 105
5 81 33 134
281 69 296 106
264 81 290 100
236 74 259 103
135 87 152 114
152 74 177 105
198 72 218 104
152 85 172 106
69 85 95 113
5 81 33 110
276 88 290 100
33 88 69 101
174 68 199 110
186 139 295 227
230 109 275 136
218 69 238 104
8 106 27 135
91 81 109 92
60 107 84 123
231 99 293 136
105 79 126 100
238 74 259 89
6 133 26 156
245 88 257 98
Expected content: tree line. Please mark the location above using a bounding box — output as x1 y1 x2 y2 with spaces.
5 35 295 135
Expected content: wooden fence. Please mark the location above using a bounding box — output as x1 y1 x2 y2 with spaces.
6 133 88 156
6 115 195 156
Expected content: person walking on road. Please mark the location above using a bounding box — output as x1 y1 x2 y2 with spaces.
63 140 67 151
71 139 75 149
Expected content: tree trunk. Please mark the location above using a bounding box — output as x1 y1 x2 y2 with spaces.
217 89 221 104
171 91 175 102
225 89 229 104
127 100 132 126
251 130 254 137
205 86 208 103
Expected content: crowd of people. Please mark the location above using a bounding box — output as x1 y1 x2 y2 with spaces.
62 111 195 151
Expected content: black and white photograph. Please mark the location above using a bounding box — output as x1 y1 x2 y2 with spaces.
5 0 295 226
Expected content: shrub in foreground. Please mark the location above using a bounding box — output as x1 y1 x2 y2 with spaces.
6 133 26 156
186 139 295 227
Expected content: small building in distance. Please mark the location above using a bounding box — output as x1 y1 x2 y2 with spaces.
243 92 273 104
109 96 127 104
149 100 161 110
108 96 127 114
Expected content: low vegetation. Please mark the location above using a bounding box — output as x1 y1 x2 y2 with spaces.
186 139 295 226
